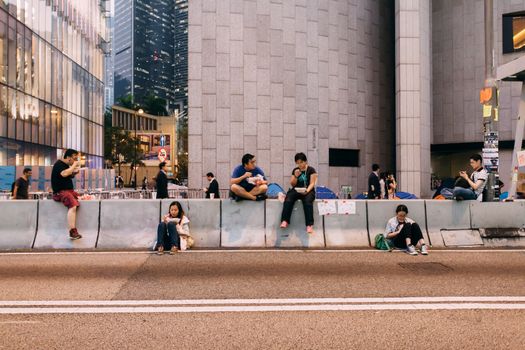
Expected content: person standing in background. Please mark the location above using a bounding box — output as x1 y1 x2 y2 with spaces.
156 162 169 199
368 164 381 199
203 172 220 199
12 168 32 200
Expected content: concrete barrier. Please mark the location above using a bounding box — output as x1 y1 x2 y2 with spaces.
221 200 265 247
470 201 525 229
34 200 100 249
265 200 325 248
161 199 221 248
425 200 473 247
324 200 369 247
0 200 38 250
97 200 160 249
367 200 429 246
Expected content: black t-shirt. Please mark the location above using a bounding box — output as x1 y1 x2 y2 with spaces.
14 177 29 199
292 166 317 188
51 160 74 193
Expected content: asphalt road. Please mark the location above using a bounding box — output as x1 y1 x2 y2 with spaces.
0 250 524 349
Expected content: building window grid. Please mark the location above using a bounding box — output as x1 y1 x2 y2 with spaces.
0 2 105 165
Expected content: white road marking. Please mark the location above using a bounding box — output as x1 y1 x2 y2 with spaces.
0 249 524 256
0 303 525 314
0 296 525 306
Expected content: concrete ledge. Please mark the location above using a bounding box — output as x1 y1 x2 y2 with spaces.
470 202 525 229
0 200 38 250
221 200 265 247
324 200 369 247
34 200 100 249
367 200 429 246
265 200 325 248
97 200 160 249
425 200 471 247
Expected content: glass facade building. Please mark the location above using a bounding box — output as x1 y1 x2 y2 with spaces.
0 0 107 168
114 0 175 110
174 0 187 108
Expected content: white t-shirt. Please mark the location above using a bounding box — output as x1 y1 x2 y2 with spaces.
471 168 488 196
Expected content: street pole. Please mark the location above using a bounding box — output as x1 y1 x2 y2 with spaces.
134 109 144 190
482 0 499 201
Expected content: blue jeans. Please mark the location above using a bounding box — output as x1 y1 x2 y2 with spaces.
156 222 181 249
452 187 477 200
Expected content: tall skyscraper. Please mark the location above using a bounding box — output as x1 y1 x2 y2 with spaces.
114 0 175 111
0 0 107 169
174 0 188 111
105 15 115 110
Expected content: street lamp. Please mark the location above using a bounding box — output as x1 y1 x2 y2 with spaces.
134 108 144 190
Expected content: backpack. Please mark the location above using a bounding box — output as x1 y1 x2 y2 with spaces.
374 233 391 251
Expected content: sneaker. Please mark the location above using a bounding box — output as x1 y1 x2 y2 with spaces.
69 228 82 240
255 194 268 201
420 244 429 255
406 244 418 255
170 246 178 255
156 246 164 255
306 225 314 234
280 221 288 229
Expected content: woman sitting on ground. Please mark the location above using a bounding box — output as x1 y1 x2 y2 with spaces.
156 201 191 255
384 204 429 255
279 152 318 234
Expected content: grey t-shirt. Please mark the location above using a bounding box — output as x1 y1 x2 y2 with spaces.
471 168 488 196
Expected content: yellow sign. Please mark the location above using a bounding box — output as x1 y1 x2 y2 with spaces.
483 104 492 118
494 107 499 121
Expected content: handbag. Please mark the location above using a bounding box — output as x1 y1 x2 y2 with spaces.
374 233 391 251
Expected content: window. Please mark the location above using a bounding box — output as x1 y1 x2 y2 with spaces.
503 12 525 53
329 148 360 167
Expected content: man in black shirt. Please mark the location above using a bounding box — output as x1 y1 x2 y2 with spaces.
51 149 82 240
155 162 169 199
368 164 381 199
280 152 318 234
203 172 220 199
12 168 32 200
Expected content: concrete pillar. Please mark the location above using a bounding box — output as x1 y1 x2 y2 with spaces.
395 0 432 198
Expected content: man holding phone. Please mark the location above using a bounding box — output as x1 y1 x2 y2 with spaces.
51 149 82 240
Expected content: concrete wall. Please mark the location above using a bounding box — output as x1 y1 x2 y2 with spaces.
187 0 395 196
395 0 432 198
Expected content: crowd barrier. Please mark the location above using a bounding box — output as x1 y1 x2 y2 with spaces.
0 198 524 250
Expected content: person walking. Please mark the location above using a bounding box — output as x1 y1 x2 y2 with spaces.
203 172 220 199
155 162 169 199
12 168 32 200
368 164 381 199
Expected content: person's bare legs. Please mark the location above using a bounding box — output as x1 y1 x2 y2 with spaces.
231 184 257 200
67 206 77 230
249 184 268 196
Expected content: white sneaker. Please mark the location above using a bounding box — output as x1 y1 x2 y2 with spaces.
420 244 429 255
406 245 418 256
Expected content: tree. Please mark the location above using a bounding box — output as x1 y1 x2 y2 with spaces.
104 124 144 180
141 94 168 116
115 94 135 110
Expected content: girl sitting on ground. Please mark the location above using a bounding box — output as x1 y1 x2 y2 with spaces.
156 201 191 255
384 204 429 255
279 152 318 234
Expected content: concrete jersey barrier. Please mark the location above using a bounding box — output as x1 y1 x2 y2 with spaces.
34 200 100 249
424 200 474 247
265 199 325 248
0 200 38 250
221 200 265 247
367 200 429 246
324 200 369 247
97 200 160 249
470 201 525 229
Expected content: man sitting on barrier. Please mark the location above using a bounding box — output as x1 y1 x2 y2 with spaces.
279 152 318 234
384 204 429 255
51 148 82 240
453 154 488 201
230 153 268 201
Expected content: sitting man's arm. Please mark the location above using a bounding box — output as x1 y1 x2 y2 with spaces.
230 172 251 185
60 161 80 178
